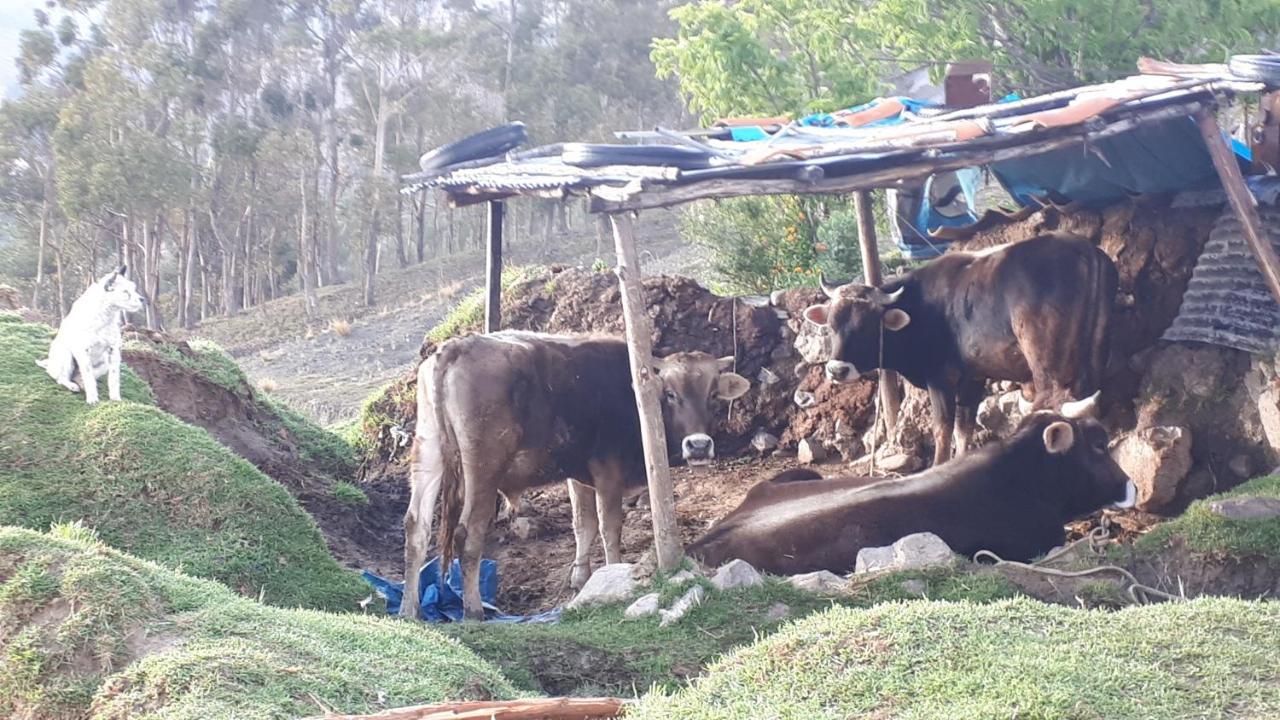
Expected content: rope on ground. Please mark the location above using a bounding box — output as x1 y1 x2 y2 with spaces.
975 523 1186 606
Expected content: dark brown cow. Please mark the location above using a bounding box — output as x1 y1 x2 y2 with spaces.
402 331 750 620
805 232 1118 465
689 403 1136 575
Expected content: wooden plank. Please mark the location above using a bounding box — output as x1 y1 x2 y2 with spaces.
853 190 902 432
585 101 1207 213
485 200 504 333
300 696 627 720
610 213 683 571
1194 108 1280 308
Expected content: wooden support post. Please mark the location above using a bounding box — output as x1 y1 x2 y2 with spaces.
609 212 683 572
853 190 902 432
485 200 504 333
1195 109 1280 309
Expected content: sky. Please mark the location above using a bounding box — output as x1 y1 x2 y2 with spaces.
0 0 46 98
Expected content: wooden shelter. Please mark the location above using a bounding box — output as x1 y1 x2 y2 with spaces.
403 66 1276 573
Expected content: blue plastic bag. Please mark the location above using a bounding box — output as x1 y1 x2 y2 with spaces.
363 557 561 624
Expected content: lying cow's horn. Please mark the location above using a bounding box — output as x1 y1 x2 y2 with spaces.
818 272 844 299
882 286 905 305
1060 391 1101 420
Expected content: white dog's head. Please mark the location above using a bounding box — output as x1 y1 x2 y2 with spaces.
100 266 146 314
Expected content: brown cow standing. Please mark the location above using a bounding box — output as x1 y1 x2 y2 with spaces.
403 331 750 621
689 402 1136 575
805 232 1118 465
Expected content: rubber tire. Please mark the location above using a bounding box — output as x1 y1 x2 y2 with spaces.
560 143 715 170
1229 54 1280 86
418 122 528 173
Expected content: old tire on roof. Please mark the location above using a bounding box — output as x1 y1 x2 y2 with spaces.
417 122 528 173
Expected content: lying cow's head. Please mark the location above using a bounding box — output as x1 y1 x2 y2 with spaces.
655 352 750 465
803 276 909 383
1020 405 1136 516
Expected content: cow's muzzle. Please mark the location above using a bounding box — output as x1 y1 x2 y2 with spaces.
682 434 715 466
824 360 857 383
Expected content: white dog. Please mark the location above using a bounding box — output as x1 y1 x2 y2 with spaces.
37 265 146 404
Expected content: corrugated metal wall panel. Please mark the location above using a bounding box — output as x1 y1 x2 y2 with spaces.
1163 194 1280 353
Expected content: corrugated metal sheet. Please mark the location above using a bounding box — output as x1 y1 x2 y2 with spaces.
1163 185 1280 353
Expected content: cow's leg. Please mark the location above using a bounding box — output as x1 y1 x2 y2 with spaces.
401 436 444 619
953 380 984 456
456 470 497 621
567 478 600 590
587 457 625 565
927 381 956 466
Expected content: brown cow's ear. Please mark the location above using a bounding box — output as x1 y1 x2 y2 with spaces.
1042 421 1076 455
883 308 911 331
803 304 829 326
717 372 750 400
716 356 735 372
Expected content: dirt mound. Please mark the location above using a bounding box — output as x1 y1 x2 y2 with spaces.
123 329 406 575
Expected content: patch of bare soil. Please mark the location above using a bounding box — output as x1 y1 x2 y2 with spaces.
123 329 406 575
488 455 805 614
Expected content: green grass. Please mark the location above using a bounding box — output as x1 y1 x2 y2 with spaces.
1137 474 1280 561
330 481 369 506
444 569 1018 696
424 265 545 344
629 597 1280 719
0 316 366 610
0 525 514 719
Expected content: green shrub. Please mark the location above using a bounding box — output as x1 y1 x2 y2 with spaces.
331 481 369 506
682 195 867 294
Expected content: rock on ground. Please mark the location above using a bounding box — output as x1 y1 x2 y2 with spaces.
1111 425 1193 512
566 563 636 609
765 602 791 622
855 532 956 574
711 559 764 590
1209 497 1280 520
787 570 846 594
659 585 706 627
624 592 661 619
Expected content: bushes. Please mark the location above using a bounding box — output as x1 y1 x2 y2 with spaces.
682 195 872 294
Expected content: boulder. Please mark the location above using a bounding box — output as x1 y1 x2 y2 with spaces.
566 563 636 609
710 559 764 591
793 390 816 409
668 568 699 586
793 323 831 365
624 592 661 619
855 532 956 574
787 570 846 594
1258 386 1280 456
898 578 928 596
1110 425 1192 511
1209 497 1280 521
797 437 827 464
659 585 705 627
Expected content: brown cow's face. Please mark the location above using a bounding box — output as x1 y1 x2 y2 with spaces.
1036 414 1136 515
655 352 750 465
803 283 910 383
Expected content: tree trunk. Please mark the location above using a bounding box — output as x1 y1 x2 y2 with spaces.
415 191 428 263
31 196 48 310
395 185 408 268
323 44 341 285
300 168 318 319
53 244 66 319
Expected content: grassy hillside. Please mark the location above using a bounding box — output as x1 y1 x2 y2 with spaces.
1137 474 1280 561
0 525 513 719
0 315 367 610
630 596 1280 719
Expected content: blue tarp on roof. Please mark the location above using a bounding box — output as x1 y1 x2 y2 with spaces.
363 556 562 624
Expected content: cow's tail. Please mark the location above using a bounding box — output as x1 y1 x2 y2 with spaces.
1087 245 1120 395
433 344 466 603
400 352 459 618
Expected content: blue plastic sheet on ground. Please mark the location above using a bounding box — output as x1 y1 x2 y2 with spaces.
363 557 562 624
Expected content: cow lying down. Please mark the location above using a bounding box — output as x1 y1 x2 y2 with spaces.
403 331 750 620
689 405 1136 576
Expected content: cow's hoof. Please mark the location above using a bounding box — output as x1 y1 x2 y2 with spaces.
60 381 80 392
569 564 590 591
85 397 99 405
463 609 485 622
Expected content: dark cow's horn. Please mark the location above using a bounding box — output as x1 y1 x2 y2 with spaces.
881 286 905 305
818 272 845 299
1060 391 1100 419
